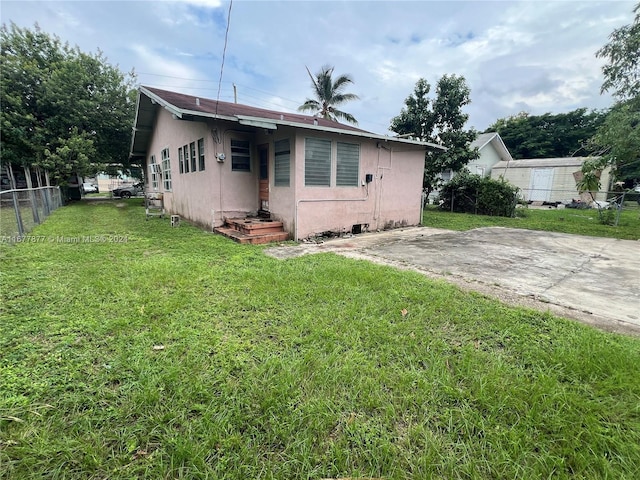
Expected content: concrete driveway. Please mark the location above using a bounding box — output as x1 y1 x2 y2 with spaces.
266 227 640 335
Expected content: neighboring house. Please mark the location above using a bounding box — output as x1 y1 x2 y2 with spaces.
490 157 611 203
433 131 513 198
129 86 444 241
467 132 514 177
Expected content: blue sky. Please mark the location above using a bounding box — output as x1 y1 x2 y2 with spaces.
1 0 635 135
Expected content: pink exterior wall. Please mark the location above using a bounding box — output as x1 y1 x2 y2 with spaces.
291 132 424 239
146 109 265 229
146 109 425 240
266 126 297 234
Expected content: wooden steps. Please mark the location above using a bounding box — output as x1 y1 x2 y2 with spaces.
214 217 289 245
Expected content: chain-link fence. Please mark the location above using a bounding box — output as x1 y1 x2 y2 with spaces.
0 187 63 240
431 186 640 225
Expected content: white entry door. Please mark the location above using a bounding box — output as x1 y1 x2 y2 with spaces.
529 168 554 201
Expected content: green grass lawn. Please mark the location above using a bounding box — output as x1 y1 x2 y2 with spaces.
422 204 640 240
1 201 639 479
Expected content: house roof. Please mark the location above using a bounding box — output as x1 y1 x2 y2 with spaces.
130 86 445 159
492 157 598 169
470 132 513 163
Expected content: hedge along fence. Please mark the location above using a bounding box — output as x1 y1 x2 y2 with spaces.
439 174 521 217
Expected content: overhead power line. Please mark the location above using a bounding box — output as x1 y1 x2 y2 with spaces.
215 0 233 117
137 72 215 82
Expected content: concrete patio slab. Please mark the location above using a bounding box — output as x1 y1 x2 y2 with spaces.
266 227 640 335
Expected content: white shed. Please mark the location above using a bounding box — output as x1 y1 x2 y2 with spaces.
490 157 611 203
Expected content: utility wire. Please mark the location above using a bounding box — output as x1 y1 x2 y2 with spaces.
138 72 214 82
138 74 305 108
215 0 233 117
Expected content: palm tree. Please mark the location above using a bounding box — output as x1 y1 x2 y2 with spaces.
298 65 359 125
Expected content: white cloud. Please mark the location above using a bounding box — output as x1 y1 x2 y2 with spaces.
1 0 635 133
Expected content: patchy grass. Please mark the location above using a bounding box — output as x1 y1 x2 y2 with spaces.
422 204 640 240
1 200 640 479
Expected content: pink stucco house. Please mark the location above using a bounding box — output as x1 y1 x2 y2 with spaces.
129 86 444 242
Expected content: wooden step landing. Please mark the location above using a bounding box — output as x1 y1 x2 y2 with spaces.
225 217 285 235
214 217 289 244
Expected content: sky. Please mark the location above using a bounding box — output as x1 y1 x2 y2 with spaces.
1 0 636 135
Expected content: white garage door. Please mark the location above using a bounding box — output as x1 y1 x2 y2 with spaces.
529 168 554 201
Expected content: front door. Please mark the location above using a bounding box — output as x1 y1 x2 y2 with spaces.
258 144 269 212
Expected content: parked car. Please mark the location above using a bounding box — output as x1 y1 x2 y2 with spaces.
111 182 143 198
82 182 99 194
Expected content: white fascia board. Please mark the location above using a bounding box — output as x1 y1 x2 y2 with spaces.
129 92 144 155
139 90 446 151
491 135 514 162
273 119 446 150
237 115 278 129
176 108 238 123
139 86 183 118
131 91 144 132
473 133 497 151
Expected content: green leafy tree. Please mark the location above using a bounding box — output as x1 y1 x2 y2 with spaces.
298 65 359 124
485 109 607 159
0 23 137 184
592 100 640 181
597 4 640 100
588 4 640 184
390 75 478 197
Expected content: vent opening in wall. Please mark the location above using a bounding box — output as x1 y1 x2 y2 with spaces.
351 224 362 235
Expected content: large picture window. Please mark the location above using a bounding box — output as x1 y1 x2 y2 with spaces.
161 148 172 191
231 139 251 172
274 138 290 187
304 137 331 186
336 142 360 186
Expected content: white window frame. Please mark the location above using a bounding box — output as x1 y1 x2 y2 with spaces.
149 155 159 190
190 142 196 172
183 144 190 173
198 138 205 171
161 148 172 191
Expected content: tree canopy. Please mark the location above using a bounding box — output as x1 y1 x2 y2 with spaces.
589 3 640 184
0 23 137 184
484 109 607 159
298 65 359 125
591 99 640 181
597 4 640 100
390 75 478 195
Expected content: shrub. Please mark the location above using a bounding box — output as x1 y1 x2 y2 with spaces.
439 173 520 217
